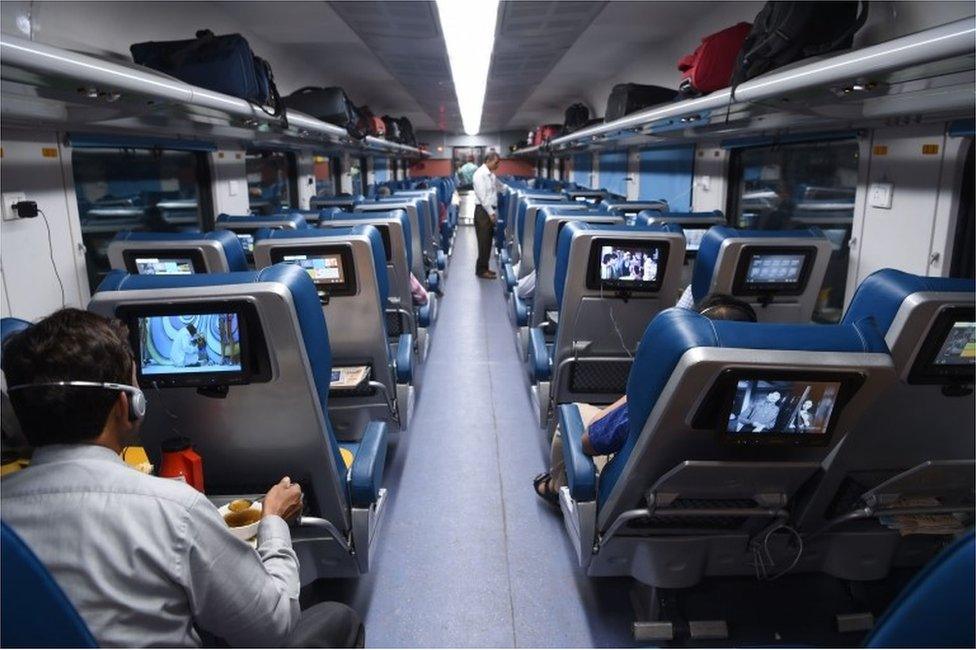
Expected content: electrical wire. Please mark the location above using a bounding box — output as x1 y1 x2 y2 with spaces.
38 209 66 308
750 523 804 581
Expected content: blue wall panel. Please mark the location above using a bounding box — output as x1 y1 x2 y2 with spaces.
572 154 592 188
638 146 695 211
598 151 629 198
374 157 390 183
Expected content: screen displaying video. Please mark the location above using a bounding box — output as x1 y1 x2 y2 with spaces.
599 244 660 283
282 254 344 284
134 257 194 276
745 253 805 285
138 314 242 376
933 321 976 366
237 233 254 254
727 379 840 436
684 228 707 252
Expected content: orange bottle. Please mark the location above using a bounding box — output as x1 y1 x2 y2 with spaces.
158 436 205 493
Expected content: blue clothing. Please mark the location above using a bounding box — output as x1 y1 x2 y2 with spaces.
587 403 630 455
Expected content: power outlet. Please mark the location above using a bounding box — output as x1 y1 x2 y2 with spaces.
869 182 893 209
2 192 27 221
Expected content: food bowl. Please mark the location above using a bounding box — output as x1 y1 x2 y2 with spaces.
218 500 263 541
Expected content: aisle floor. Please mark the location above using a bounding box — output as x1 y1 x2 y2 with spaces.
328 226 634 647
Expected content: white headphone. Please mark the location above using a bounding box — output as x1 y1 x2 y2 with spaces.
7 381 147 421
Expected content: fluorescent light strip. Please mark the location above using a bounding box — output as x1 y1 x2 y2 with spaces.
437 0 500 136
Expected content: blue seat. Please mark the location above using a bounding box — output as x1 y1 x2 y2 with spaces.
865 530 975 648
1 317 31 345
90 265 388 578
557 308 895 587
107 230 248 273
691 226 834 322
1 521 98 648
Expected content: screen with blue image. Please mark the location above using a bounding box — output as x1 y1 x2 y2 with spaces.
138 313 242 375
134 257 194 276
745 253 805 285
237 233 254 254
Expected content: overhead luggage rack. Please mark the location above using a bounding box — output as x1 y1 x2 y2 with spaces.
0 33 427 158
511 17 975 156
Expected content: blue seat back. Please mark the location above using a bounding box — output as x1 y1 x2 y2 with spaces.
1 521 98 648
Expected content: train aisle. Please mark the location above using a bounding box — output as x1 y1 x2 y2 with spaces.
350 225 633 647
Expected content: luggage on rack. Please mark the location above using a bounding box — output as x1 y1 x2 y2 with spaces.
562 103 590 134
604 83 678 122
731 1 869 87
677 22 752 97
532 124 562 146
525 129 536 147
382 115 402 142
130 29 285 119
357 106 385 137
397 116 417 147
282 86 365 138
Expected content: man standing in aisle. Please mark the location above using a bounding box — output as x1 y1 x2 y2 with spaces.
472 152 501 279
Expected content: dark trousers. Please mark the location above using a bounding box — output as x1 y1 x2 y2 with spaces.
285 602 364 648
474 204 493 275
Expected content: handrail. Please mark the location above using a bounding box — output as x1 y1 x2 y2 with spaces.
514 16 976 156
0 33 426 158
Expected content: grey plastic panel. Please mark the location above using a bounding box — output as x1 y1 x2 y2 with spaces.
107 239 233 273
355 202 426 280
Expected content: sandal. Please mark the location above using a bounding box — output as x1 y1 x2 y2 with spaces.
533 472 559 507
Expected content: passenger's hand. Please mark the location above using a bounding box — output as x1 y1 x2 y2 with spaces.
263 476 303 522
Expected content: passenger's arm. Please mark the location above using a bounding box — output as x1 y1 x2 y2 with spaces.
581 400 631 457
581 396 628 455
181 493 301 647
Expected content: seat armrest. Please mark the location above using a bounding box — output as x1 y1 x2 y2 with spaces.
499 249 510 265
503 263 517 293
349 421 389 508
427 270 441 294
558 404 597 502
512 293 529 326
528 326 552 382
395 332 413 383
417 301 432 328
436 250 447 270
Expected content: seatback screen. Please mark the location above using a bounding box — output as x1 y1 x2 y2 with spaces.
237 233 254 254
585 238 669 293
282 254 344 284
909 307 976 384
727 379 840 438
137 313 246 384
732 246 814 295
134 257 194 276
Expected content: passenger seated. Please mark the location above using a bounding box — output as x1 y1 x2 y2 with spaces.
533 294 757 504
516 269 536 300
1 309 364 648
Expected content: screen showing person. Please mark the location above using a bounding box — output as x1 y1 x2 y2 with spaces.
933 321 976 366
684 228 707 252
599 244 660 283
139 314 242 376
281 254 344 284
237 233 255 254
727 379 841 436
134 257 194 276
745 253 805 285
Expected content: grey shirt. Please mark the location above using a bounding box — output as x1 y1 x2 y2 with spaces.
1 444 300 648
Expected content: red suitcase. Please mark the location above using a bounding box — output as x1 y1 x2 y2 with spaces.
532 124 562 146
677 22 752 96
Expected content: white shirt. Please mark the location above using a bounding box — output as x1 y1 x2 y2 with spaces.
2 445 300 647
472 164 498 214
676 284 695 309
169 327 198 367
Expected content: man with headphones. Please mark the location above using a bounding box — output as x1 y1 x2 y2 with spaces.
2 309 364 648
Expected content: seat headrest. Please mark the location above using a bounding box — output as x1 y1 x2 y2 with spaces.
216 212 308 229
842 269 975 334
318 209 412 272
554 222 682 307
256 225 389 305
691 226 828 302
1 318 32 346
635 209 724 226
112 230 248 272
597 308 888 505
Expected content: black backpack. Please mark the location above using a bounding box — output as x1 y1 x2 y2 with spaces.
563 103 590 134
731 1 869 87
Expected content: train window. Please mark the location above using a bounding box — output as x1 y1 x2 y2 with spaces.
312 155 335 198
729 138 859 323
572 153 591 187
950 141 974 279
374 157 390 184
72 147 210 292
638 146 694 210
246 150 296 215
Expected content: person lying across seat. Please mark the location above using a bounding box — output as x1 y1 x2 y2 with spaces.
2 309 364 648
533 294 757 505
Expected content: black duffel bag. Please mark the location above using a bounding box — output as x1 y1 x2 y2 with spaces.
131 29 285 121
382 115 403 143
605 84 678 122
731 1 869 87
282 87 365 139
397 116 417 147
562 103 590 134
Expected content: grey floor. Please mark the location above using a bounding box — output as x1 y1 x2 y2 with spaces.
316 226 635 647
